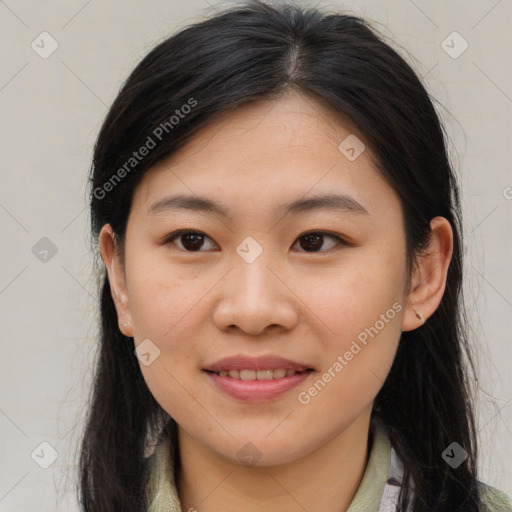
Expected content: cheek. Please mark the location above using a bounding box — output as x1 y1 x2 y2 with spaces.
304 254 405 342
126 250 202 339
129 269 204 423
296 304 403 425
298 249 405 402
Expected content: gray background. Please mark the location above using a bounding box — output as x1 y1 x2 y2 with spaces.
0 0 511 509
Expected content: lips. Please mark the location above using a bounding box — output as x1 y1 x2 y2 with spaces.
202 355 314 401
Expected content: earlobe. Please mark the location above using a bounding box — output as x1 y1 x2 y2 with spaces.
98 224 134 337
402 216 453 332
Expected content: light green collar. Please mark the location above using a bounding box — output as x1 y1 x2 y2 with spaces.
347 417 392 511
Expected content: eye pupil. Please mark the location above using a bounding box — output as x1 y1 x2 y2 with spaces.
182 233 204 251
300 234 323 252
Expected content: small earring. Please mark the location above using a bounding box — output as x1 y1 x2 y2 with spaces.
413 308 423 320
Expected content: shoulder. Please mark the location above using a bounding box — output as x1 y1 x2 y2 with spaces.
479 481 512 511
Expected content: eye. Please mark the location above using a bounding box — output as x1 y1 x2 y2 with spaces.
163 230 348 253
292 231 347 253
163 230 218 252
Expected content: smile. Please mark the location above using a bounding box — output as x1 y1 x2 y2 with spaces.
203 368 314 402
212 368 303 380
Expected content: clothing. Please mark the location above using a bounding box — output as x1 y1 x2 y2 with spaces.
144 418 512 511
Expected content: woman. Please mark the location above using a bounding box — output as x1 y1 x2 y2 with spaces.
80 1 512 510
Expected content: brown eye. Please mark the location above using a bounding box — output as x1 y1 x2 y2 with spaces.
165 230 218 252
293 232 346 253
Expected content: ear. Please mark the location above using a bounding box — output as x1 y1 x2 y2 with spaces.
99 224 134 337
402 216 454 332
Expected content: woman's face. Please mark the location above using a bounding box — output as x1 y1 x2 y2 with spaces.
103 92 413 466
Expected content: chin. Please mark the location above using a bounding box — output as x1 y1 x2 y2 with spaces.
210 435 315 469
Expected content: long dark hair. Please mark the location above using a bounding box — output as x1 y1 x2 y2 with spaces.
81 1 481 510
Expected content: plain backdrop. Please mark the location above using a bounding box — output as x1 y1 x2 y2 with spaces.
0 0 511 510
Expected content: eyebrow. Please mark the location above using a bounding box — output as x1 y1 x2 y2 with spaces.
147 193 369 219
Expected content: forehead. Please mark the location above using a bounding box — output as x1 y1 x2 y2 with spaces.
131 92 399 220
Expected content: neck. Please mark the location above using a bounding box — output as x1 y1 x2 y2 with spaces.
176 409 373 512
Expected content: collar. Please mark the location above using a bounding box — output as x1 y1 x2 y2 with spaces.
347 417 409 511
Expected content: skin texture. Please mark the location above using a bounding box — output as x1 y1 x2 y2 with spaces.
99 91 453 511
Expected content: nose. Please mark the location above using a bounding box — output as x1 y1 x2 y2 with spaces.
212 250 299 336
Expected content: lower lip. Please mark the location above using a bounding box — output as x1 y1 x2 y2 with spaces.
204 370 313 403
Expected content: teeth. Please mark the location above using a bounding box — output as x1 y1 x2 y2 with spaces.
217 369 299 380
256 369 273 380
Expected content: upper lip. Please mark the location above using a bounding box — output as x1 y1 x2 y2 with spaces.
203 355 314 372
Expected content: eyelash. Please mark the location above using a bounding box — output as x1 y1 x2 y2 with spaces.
162 229 350 253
